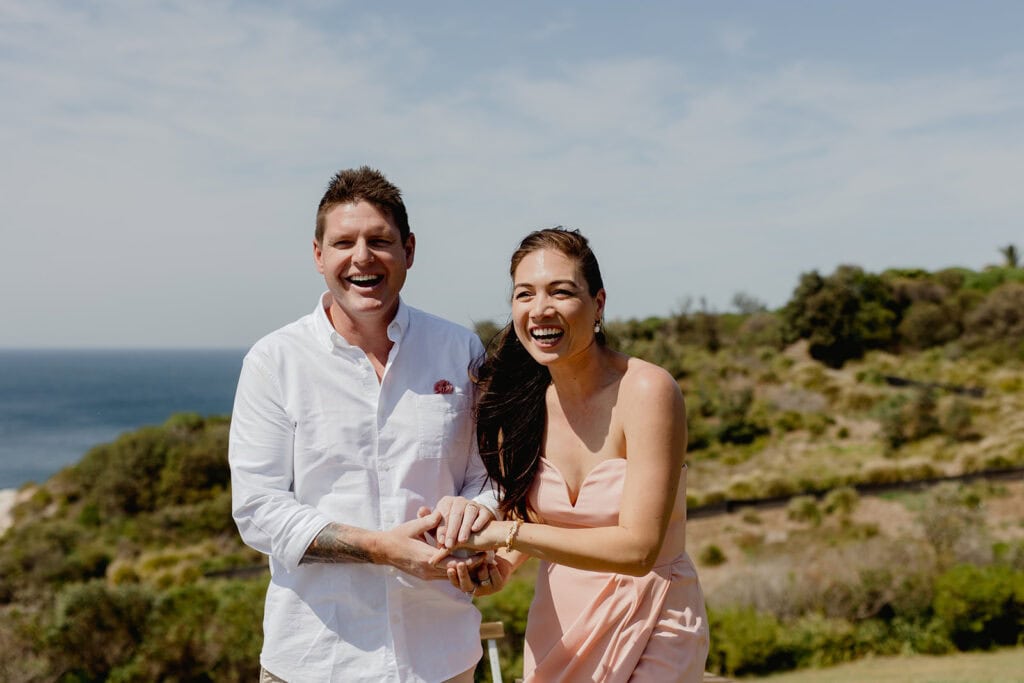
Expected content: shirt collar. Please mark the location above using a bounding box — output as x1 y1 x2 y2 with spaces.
387 298 410 344
313 292 410 350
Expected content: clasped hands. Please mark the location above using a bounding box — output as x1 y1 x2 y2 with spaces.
414 496 513 596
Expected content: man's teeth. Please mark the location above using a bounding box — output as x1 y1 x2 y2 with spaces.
531 328 563 340
349 275 382 285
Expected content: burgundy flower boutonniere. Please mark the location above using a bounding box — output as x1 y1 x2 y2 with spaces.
433 379 455 395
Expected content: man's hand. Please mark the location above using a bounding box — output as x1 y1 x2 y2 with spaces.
430 519 509 563
373 512 486 581
446 553 515 597
433 496 495 549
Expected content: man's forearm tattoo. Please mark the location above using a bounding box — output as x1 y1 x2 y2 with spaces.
301 524 373 564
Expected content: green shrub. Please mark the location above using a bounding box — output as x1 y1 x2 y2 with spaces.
0 519 88 594
762 477 798 499
898 301 961 349
0 605 49 682
163 411 206 432
804 412 834 436
823 487 859 515
774 411 803 433
120 583 221 681
726 478 759 500
64 416 231 520
100 578 265 683
933 564 1024 650
707 607 793 676
918 484 991 570
942 397 979 442
78 427 173 516
152 489 235 540
888 615 955 654
686 411 714 452
907 389 941 441
737 312 785 350
875 389 940 451
961 266 1024 294
48 581 154 680
787 496 821 526
699 544 728 567
158 447 229 506
203 579 266 681
963 282 1024 347
785 614 861 669
875 394 909 451
715 388 770 445
740 509 762 525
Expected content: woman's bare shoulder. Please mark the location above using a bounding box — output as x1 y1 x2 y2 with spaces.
620 357 683 404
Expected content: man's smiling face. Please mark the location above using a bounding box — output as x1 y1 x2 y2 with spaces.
313 200 415 329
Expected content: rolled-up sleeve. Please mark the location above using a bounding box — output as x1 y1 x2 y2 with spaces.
229 353 332 570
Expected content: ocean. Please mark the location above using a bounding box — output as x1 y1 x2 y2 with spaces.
0 349 245 490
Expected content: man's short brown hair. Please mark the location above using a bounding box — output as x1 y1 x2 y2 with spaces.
315 166 410 243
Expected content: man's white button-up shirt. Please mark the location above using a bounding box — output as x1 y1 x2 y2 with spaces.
229 294 497 682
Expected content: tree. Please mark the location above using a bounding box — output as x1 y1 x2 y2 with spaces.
781 266 899 367
732 291 768 315
963 282 1024 346
695 298 721 353
999 244 1019 269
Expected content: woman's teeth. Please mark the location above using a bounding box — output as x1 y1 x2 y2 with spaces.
531 327 563 341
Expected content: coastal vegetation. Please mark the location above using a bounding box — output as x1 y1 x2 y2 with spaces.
0 414 265 682
1 255 1022 681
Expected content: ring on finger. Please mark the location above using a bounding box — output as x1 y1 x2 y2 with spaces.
479 578 492 586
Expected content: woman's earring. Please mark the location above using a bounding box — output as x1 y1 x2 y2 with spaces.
594 320 601 334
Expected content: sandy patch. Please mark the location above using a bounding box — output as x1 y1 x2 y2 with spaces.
0 487 34 536
0 488 17 535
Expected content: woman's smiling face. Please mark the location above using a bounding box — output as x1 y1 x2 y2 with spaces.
511 247 605 366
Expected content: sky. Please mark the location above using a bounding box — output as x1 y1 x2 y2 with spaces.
1 1 1022 349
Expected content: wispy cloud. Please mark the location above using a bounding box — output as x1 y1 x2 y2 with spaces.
716 25 755 56
1 1 1021 346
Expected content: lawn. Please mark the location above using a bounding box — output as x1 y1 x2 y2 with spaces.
748 647 1024 683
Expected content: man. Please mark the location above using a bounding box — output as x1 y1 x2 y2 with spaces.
229 166 500 682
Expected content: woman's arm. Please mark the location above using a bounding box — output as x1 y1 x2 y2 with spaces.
449 362 687 577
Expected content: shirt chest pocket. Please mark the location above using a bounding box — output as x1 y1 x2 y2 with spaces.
415 394 472 460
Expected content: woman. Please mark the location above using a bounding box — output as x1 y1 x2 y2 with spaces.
439 228 708 682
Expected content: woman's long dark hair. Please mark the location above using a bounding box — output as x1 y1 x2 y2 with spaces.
475 227 606 521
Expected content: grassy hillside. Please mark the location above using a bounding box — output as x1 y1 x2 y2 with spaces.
0 414 266 682
752 647 1024 683
679 342 1024 508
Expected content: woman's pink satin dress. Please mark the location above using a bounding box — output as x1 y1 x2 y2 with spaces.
523 458 709 683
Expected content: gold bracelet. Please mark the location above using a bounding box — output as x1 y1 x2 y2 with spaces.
504 518 523 551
